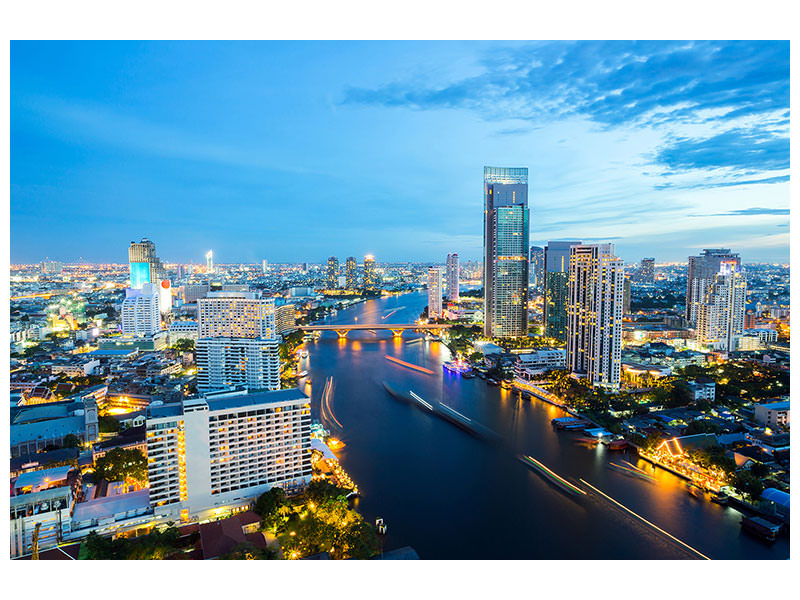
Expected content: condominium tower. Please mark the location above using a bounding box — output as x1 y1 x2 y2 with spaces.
529 246 544 291
686 249 740 323
196 292 280 393
566 243 624 389
146 388 312 522
483 166 530 338
121 284 161 336
427 267 443 319
543 240 582 343
326 256 339 289
696 262 747 352
446 253 460 302
345 256 357 290
363 255 377 290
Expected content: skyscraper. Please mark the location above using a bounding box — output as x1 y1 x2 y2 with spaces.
129 238 166 289
427 267 443 319
566 243 624 389
196 292 279 393
529 246 544 291
326 256 339 289
121 284 161 336
262 259 268 275
206 250 214 274
483 166 529 338
686 249 740 323
446 253 460 302
363 255 377 291
623 277 632 314
696 262 747 352
543 240 582 343
637 257 655 284
345 256 357 290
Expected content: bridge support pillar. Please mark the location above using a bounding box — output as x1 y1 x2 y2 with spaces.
390 329 404 338
336 330 349 339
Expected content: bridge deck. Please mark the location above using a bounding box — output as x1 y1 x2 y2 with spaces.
299 324 450 331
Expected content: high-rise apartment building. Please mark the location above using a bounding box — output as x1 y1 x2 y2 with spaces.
197 292 276 339
195 338 281 391
483 166 529 338
129 238 166 289
196 292 279 393
566 244 624 389
696 262 747 352
345 256 357 290
543 240 582 343
363 255 377 290
529 246 544 291
326 256 339 289
636 257 655 284
275 303 297 337
121 284 161 336
427 267 443 319
262 259 268 275
686 249 740 323
146 389 312 522
446 253 460 302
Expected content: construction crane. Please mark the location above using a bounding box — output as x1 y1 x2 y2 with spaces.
31 522 41 560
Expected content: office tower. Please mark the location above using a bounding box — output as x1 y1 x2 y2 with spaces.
146 389 312 521
175 264 184 280
529 246 544 291
696 262 747 352
363 254 377 290
566 243 624 389
262 259 268 275
345 256 357 289
637 257 655 284
206 250 214 274
686 249 740 323
483 166 530 338
427 267 443 319
543 240 582 342
196 292 279 393
446 253 460 302
623 277 632 314
326 256 339 288
275 303 297 336
129 238 166 289
121 284 161 336
40 260 63 274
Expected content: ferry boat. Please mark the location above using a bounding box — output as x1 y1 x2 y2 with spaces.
518 455 587 497
297 370 309 378
443 360 470 374
741 515 781 542
710 490 729 505
688 483 705 499
500 380 512 390
487 378 499 386
607 439 628 451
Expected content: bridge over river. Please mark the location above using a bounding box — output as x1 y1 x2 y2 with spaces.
298 323 451 338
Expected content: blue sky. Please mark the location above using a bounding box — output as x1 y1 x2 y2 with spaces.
11 41 790 265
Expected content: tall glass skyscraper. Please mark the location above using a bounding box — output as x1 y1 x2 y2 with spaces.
326 256 339 288
128 238 166 289
544 240 582 342
483 166 529 338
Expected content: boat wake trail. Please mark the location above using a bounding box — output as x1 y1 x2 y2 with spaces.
322 376 343 430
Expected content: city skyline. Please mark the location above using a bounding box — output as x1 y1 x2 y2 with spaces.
11 41 790 264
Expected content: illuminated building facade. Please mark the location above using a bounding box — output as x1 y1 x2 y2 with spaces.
40 260 63 274
696 262 746 352
544 240 581 343
345 256 357 289
566 243 624 389
427 267 443 319
129 238 166 289
326 256 339 288
483 166 529 338
363 254 377 290
121 284 161 336
686 249 740 323
206 250 214 274
635 257 655 284
146 389 312 522
446 253 459 302
275 303 297 336
529 246 544 291
196 292 279 393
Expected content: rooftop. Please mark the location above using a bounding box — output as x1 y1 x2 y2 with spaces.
15 465 72 491
206 388 309 412
72 489 151 523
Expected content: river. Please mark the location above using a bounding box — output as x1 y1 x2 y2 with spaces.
299 291 789 560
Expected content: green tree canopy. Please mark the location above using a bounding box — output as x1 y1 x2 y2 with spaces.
95 447 147 484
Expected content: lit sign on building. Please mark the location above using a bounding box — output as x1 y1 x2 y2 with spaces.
130 262 150 289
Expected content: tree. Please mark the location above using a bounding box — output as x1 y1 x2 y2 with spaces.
95 448 147 484
338 520 380 559
254 487 288 530
98 415 120 434
172 338 195 352
731 471 765 502
62 434 81 449
221 542 280 560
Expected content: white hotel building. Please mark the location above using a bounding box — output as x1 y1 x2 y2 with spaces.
121 284 161 336
146 388 312 522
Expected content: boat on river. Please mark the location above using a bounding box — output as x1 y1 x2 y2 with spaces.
710 490 729 505
741 515 781 542
518 455 587 497
688 483 705 499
